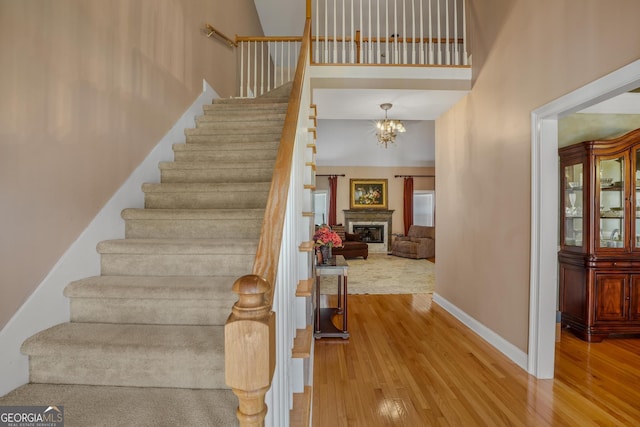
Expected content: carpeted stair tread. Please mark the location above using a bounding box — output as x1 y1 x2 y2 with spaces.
121 208 265 220
158 161 275 184
64 275 237 300
173 142 279 162
0 384 237 427
196 114 285 129
142 182 271 193
21 323 226 389
158 160 275 170
97 238 258 255
22 322 222 355
185 125 284 136
142 183 270 209
204 101 288 110
121 208 263 239
65 275 238 326
175 140 280 150
213 96 289 104
184 133 282 144
196 112 286 123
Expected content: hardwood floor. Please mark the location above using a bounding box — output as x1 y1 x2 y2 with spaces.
312 294 640 426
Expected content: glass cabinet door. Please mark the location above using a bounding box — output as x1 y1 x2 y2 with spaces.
564 163 583 248
598 156 625 249
635 148 640 249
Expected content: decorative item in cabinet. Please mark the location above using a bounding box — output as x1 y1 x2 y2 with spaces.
558 128 640 342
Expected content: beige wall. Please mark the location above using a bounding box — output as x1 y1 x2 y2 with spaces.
0 0 263 329
436 0 640 351
315 166 435 234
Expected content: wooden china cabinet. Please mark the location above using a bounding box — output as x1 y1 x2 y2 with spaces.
558 128 640 342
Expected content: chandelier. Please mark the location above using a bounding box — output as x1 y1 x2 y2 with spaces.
375 103 406 148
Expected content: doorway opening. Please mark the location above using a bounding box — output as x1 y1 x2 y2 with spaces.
529 59 640 378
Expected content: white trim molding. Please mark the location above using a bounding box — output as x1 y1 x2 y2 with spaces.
432 293 528 371
0 80 218 396
529 58 640 379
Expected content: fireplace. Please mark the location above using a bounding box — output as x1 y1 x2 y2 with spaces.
344 209 394 253
352 225 384 243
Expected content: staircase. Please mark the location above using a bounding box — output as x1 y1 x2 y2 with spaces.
0 92 291 426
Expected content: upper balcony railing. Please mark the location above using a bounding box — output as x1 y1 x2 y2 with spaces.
311 0 469 66
234 0 469 97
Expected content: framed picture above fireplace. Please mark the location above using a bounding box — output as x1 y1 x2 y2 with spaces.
350 179 388 209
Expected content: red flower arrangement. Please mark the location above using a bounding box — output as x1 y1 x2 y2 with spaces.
313 226 343 248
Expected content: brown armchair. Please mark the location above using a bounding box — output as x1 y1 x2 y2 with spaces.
391 225 435 259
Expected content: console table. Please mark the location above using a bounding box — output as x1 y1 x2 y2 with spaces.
314 255 349 339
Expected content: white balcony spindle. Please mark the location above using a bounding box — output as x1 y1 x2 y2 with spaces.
402 0 407 64
384 0 389 64
333 0 338 64
240 41 244 97
324 0 328 62
253 41 257 96
315 0 319 62
367 0 372 63
350 0 355 63
342 0 346 63
267 42 272 92
411 0 415 64
454 0 459 65
260 41 264 96
247 42 252 97
287 40 291 81
393 0 397 63
376 0 381 63
437 0 442 64
463 0 468 65
445 0 450 65
419 0 424 64
280 41 285 87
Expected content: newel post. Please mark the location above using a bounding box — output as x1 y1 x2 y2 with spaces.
225 275 276 427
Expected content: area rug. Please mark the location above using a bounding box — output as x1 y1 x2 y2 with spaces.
319 253 435 295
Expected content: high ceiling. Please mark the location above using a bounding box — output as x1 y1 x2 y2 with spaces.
252 0 470 167
251 2 640 167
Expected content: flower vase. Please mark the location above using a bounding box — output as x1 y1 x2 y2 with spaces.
320 245 331 264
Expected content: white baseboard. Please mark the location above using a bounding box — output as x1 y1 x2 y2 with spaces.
0 80 218 396
432 293 528 371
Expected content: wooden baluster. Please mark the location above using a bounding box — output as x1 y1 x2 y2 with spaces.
225 275 276 427
356 30 361 64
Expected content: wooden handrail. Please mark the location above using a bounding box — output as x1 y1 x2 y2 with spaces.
253 18 311 303
204 24 237 47
225 17 312 427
